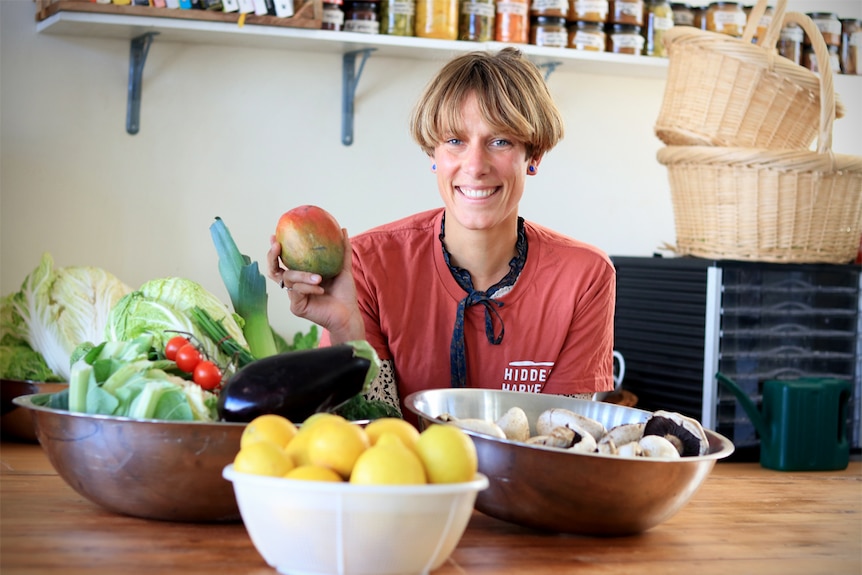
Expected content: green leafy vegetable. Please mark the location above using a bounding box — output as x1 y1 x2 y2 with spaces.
335 395 403 421
0 342 63 382
2 253 132 381
210 217 278 360
105 277 247 369
63 334 218 421
288 324 320 352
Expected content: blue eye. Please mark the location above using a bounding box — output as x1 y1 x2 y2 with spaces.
446 138 462 145
492 139 512 147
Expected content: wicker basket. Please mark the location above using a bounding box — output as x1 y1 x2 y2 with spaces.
655 0 845 149
658 11 862 265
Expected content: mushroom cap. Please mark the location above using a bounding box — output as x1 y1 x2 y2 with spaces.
642 410 709 457
639 434 682 459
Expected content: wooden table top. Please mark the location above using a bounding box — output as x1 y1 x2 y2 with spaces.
2 441 860 575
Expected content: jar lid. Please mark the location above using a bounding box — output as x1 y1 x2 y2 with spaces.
807 12 837 19
840 18 862 25
574 20 604 28
708 1 740 6
669 2 691 8
610 23 642 33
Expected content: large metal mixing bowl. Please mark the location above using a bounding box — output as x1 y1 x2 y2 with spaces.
13 393 245 522
1 379 68 442
405 388 734 536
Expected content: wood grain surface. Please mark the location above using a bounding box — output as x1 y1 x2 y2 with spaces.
2 442 860 575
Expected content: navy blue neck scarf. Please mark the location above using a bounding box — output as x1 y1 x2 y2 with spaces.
440 215 528 388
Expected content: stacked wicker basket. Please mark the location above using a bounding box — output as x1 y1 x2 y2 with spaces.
654 0 862 264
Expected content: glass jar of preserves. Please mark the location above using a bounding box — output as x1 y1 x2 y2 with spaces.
568 20 606 50
750 5 772 45
802 45 840 75
778 23 804 65
608 0 643 26
568 0 608 23
530 15 568 46
706 1 746 38
530 0 567 18
459 0 495 41
670 2 692 27
344 1 379 33
380 0 416 35
607 23 644 54
644 0 673 57
840 18 861 75
496 0 530 43
321 0 345 31
806 12 841 47
692 5 706 29
415 0 458 38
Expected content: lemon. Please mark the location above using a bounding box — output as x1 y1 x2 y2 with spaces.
415 424 478 484
350 433 427 485
284 465 344 482
306 417 370 479
233 440 295 477
364 418 421 452
241 414 298 450
302 412 342 428
285 413 343 467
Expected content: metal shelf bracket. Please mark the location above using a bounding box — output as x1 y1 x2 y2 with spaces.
341 48 376 146
537 61 562 81
127 32 159 135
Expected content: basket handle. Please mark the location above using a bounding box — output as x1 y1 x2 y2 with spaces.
742 0 787 48
782 11 836 155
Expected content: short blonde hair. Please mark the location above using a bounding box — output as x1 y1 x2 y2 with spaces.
409 48 565 159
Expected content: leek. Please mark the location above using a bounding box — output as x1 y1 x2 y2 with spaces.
209 217 278 360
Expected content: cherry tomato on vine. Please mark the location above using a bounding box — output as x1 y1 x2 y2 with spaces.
193 360 223 391
175 343 203 373
165 336 191 361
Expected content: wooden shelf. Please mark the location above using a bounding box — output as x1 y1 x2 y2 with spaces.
35 4 669 80
34 3 670 142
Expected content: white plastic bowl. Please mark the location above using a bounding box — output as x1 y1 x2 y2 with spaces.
223 465 489 575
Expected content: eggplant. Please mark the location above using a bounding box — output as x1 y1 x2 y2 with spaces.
217 340 380 423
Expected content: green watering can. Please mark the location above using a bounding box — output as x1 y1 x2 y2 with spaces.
716 373 852 472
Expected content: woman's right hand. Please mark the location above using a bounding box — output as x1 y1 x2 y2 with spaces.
267 229 366 344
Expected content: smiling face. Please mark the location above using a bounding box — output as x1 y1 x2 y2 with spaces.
432 93 539 234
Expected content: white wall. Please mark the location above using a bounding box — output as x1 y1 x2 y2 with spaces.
1 0 861 339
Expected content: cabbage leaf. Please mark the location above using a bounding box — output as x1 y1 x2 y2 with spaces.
105 277 248 368
5 253 132 381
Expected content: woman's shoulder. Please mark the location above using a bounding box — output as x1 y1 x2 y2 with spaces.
524 219 612 265
353 209 442 243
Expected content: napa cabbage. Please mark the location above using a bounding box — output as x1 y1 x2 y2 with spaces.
3 253 132 381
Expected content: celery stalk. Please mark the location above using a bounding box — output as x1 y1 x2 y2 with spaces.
209 218 278 360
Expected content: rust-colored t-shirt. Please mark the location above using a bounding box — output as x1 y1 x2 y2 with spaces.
325 208 616 412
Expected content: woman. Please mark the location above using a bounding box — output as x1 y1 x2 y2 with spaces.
268 48 616 419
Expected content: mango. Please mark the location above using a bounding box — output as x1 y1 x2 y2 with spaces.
275 205 345 279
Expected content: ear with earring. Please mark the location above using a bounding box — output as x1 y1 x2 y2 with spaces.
528 165 536 174
432 163 436 172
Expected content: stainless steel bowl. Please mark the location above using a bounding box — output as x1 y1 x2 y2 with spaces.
13 393 245 522
404 388 734 536
1 379 68 442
